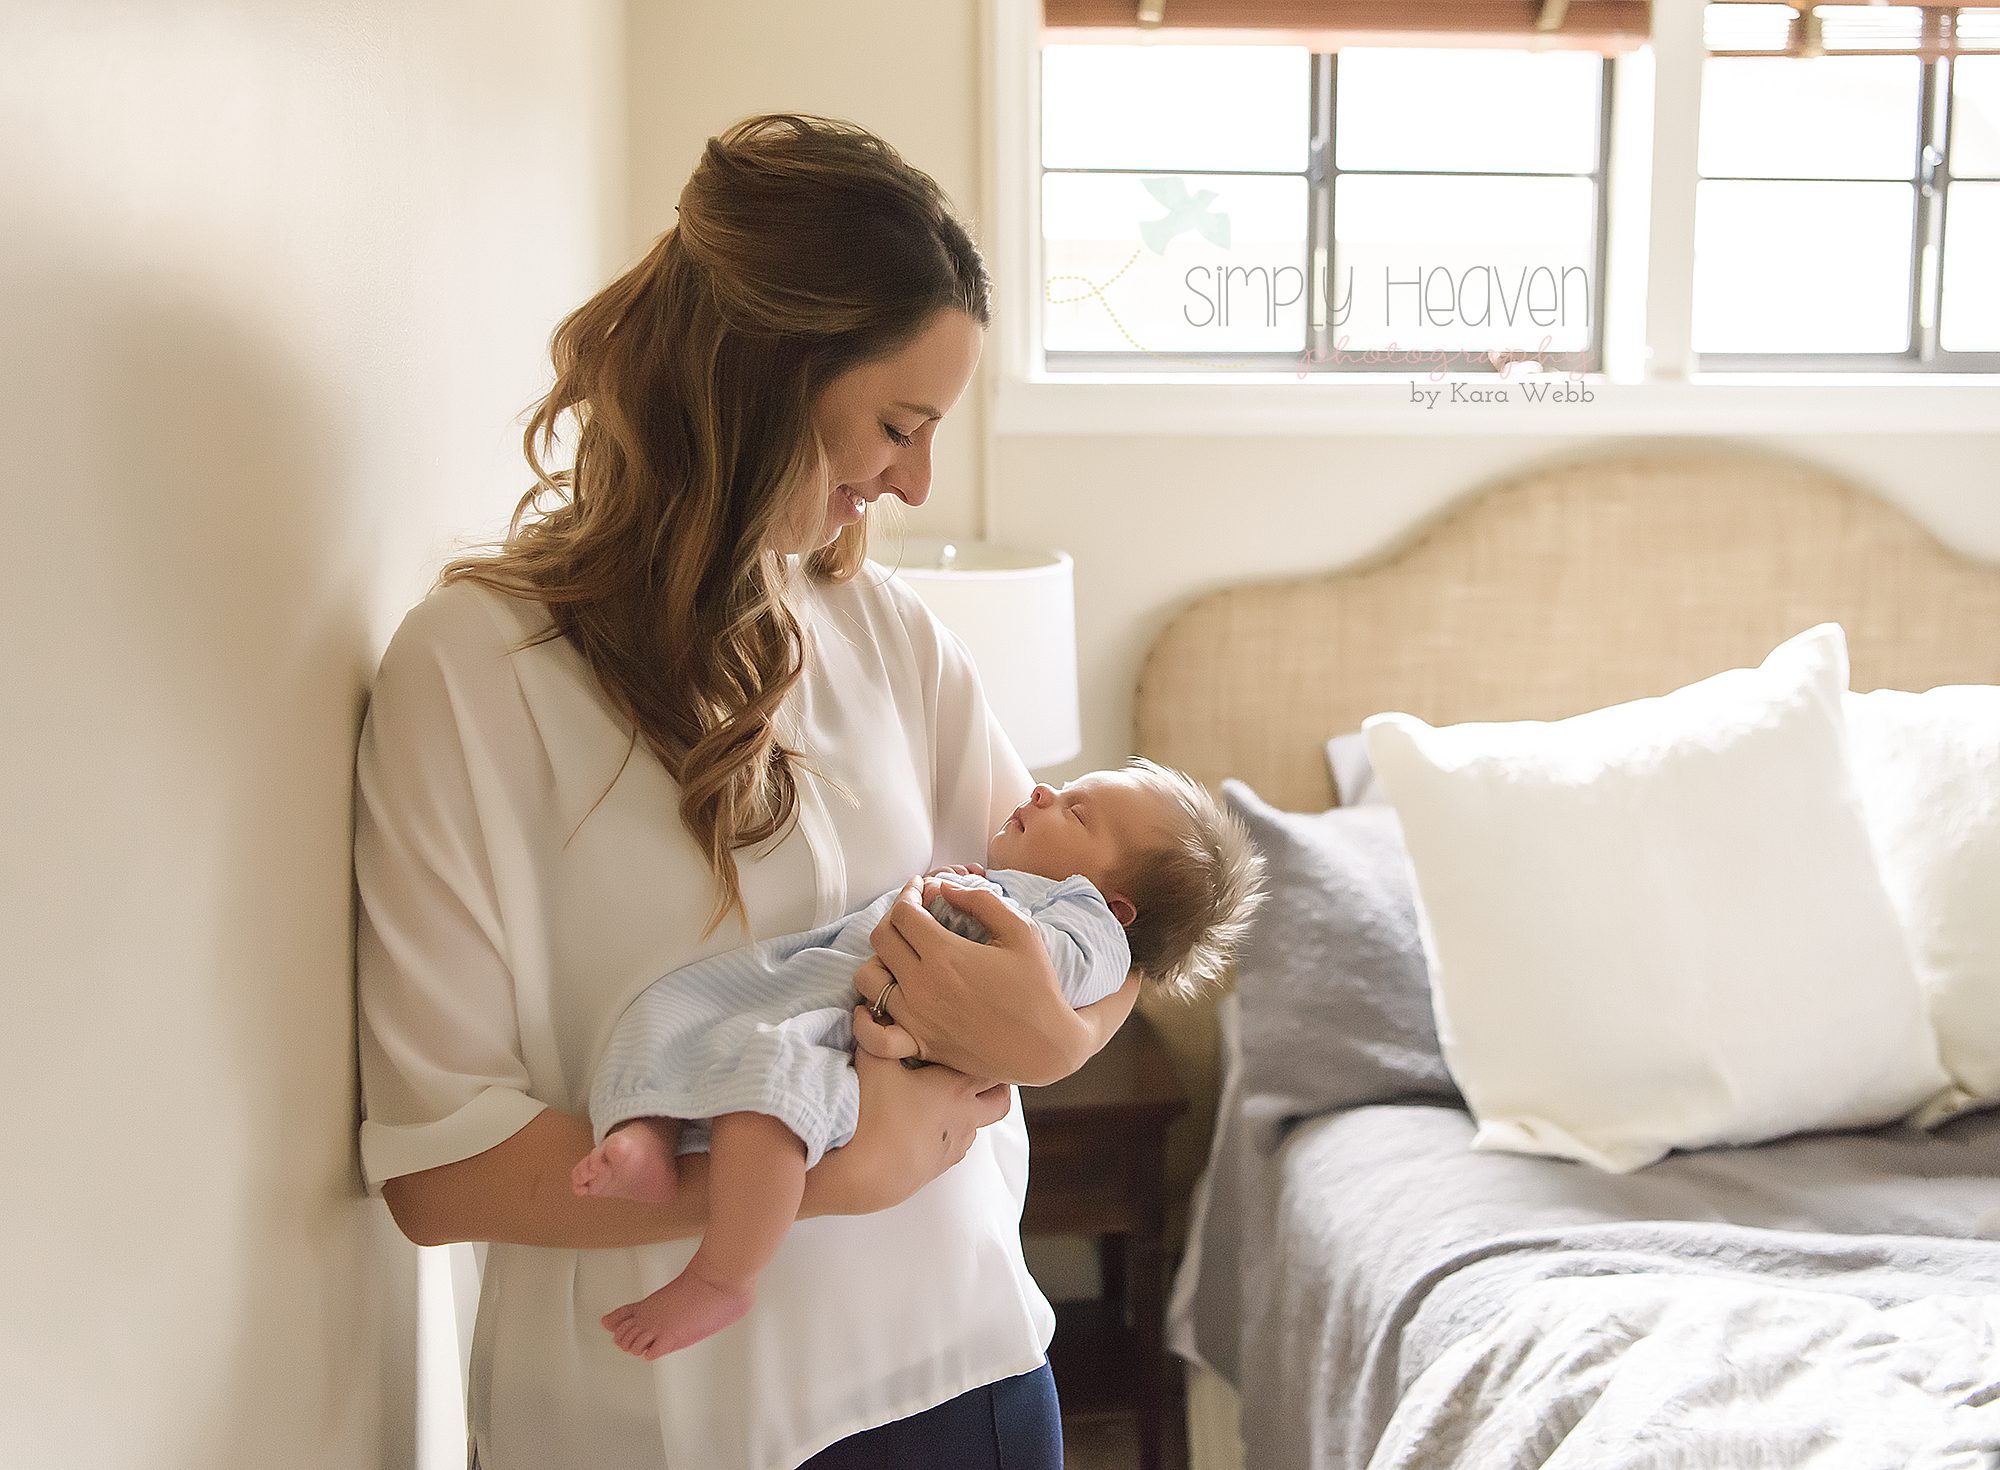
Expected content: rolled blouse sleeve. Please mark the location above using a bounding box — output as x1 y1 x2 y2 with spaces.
353 592 547 1195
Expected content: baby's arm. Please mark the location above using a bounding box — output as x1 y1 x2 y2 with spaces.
854 875 1132 1069
1023 880 1133 1011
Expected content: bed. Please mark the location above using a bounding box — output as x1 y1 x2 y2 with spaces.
1133 448 2000 1470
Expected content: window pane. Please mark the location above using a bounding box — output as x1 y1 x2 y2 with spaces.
1692 181 1913 352
1330 175 1596 356
1953 56 2000 176
1041 45 1310 172
1042 172 1309 353
1334 49 1601 174
1700 57 1921 180
1942 181 2000 349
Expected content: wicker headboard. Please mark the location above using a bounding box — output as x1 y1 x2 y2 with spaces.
1133 447 2000 1218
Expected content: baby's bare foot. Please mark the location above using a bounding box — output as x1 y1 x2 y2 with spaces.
570 1127 678 1203
600 1271 754 1360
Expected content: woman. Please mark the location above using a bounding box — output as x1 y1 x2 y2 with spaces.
353 113 1137 1470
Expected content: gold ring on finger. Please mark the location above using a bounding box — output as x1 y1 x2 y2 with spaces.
872 976 901 1023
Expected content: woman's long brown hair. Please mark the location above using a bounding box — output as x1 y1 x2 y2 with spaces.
439 114 990 939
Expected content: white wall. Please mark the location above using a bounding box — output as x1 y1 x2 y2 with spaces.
0 3 621 1466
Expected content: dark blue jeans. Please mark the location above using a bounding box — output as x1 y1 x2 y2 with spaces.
798 1360 1064 1470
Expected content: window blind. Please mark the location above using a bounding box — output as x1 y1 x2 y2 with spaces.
1040 1 1653 55
1705 3 2000 59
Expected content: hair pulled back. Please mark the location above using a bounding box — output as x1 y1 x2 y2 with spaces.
442 114 990 938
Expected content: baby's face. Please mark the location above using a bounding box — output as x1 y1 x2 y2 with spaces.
986 769 1179 898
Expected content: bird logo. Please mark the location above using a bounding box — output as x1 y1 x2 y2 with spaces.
1138 176 1231 255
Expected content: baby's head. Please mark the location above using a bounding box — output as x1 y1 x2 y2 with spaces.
987 757 1266 1002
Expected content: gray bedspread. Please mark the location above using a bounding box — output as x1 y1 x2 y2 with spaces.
1169 997 2000 1470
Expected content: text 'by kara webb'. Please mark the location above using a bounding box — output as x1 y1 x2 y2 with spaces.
1182 263 1593 331
1409 380 1597 408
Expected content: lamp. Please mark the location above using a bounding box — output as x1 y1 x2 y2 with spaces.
891 537 1082 771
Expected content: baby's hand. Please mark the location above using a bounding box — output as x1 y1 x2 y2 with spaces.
923 863 984 881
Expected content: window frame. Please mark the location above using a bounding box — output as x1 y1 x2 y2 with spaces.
1039 52 1616 377
1692 51 2000 373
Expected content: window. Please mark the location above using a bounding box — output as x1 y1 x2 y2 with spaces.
1031 4 2000 380
1040 44 1612 375
1696 3 2000 370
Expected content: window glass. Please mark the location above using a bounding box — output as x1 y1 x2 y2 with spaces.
1042 45 1310 172
1953 55 2000 176
1941 180 2000 349
1700 56 1921 180
1042 172 1311 353
1333 175 1597 357
1692 180 1914 352
1334 48 1602 174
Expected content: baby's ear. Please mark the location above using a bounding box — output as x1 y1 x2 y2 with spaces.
1109 895 1137 927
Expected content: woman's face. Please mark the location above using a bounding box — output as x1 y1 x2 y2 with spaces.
779 306 984 555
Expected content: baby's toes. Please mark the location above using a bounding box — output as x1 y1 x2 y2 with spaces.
602 1304 634 1333
618 1322 654 1356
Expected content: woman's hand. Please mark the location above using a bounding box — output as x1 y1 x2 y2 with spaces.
851 955 922 1061
381 1107 723 1249
803 1033 1012 1216
856 877 1137 1086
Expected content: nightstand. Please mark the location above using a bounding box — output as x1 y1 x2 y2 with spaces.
1021 1011 1187 1470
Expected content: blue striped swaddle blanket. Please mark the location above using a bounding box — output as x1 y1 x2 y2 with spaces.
588 868 1132 1168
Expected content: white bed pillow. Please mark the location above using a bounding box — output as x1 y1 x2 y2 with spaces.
1845 686 2000 1128
1362 624 1947 1173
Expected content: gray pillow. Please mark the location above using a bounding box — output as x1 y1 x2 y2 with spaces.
1222 778 1461 1151
1325 729 1387 806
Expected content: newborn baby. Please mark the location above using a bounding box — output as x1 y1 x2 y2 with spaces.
571 756 1265 1361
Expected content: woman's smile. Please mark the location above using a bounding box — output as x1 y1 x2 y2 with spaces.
833 484 867 521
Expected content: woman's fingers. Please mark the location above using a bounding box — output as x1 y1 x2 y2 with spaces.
883 881 947 957
940 1078 1011 1165
869 879 929 968
844 1045 1013 1196
852 955 893 1009
968 1080 1012 1130
869 923 925 990
926 882 1033 943
852 1004 922 1061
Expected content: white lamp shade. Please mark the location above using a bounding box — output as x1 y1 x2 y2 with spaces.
891 538 1082 770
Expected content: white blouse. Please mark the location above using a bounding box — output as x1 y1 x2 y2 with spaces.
353 559 1050 1470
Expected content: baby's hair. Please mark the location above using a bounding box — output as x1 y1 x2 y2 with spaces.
1112 757 1267 1004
